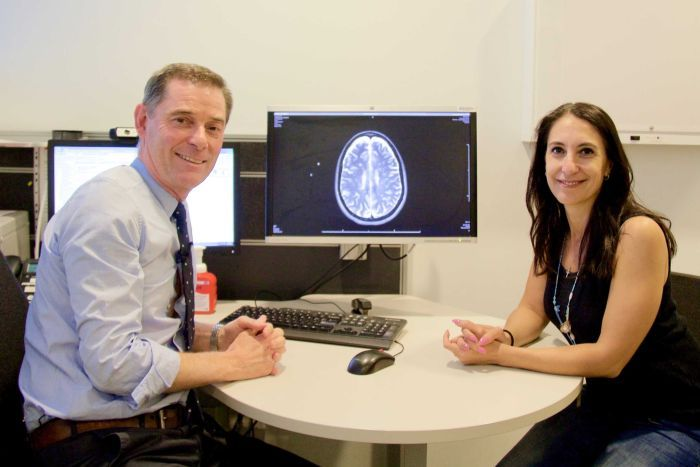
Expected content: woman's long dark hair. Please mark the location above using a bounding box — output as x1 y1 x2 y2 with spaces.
526 102 676 279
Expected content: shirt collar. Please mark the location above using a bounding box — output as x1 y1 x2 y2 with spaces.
130 157 180 216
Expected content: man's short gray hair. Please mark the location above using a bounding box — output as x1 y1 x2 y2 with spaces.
143 63 233 122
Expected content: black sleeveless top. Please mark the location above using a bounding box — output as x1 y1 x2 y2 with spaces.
544 267 700 426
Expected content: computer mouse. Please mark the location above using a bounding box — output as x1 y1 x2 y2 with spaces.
347 349 395 375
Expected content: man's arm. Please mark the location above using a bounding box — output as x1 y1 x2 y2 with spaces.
168 325 286 392
59 177 182 405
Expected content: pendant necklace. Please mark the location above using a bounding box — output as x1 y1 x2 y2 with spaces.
552 249 579 344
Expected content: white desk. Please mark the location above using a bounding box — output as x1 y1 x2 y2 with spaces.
198 295 582 466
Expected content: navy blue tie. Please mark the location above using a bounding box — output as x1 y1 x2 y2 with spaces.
173 202 195 350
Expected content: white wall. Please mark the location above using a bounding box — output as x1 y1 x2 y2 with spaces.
1 0 698 319
408 0 700 317
0 0 502 134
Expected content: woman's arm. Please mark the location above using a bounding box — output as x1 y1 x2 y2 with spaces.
448 216 669 378
446 262 550 350
503 262 552 346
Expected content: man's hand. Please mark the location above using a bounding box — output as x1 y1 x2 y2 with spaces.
218 315 272 349
223 325 286 379
169 319 286 391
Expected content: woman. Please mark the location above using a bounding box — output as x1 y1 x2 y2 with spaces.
443 103 700 465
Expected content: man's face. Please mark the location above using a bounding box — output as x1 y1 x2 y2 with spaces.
134 78 227 201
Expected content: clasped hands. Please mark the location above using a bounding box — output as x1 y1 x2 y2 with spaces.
221 315 286 377
443 319 509 365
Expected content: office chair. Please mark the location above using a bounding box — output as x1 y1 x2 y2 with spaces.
4 254 22 279
0 250 31 458
671 271 700 342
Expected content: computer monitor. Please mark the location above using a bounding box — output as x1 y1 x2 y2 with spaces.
47 139 240 250
265 107 477 244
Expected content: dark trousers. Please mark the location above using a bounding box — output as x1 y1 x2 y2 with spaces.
497 388 700 467
497 394 622 467
32 424 316 467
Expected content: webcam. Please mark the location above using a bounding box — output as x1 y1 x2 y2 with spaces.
109 127 138 140
351 298 372 315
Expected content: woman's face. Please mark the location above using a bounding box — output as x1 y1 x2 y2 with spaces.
544 113 611 213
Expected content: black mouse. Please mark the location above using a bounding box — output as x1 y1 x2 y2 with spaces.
347 349 395 375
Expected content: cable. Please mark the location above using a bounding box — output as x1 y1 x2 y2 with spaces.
253 290 283 307
303 245 370 296
253 242 404 306
389 339 405 358
379 243 415 261
298 244 368 297
297 297 347 314
298 243 361 295
231 413 244 433
243 419 258 437
231 413 259 438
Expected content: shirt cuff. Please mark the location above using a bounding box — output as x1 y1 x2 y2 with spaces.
128 340 181 408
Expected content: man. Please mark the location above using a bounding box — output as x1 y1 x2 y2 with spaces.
19 63 310 465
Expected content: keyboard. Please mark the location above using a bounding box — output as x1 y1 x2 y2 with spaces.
219 305 407 349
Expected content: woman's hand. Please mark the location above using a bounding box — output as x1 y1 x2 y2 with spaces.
453 318 513 347
443 319 510 365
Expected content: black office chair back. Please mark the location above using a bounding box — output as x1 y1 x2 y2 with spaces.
0 250 30 457
4 254 22 279
671 271 700 342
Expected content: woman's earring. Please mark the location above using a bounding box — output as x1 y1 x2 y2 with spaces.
604 173 610 180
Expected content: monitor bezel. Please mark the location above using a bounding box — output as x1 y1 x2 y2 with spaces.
264 106 477 245
47 139 241 253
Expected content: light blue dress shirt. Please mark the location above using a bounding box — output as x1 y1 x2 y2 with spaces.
19 158 191 431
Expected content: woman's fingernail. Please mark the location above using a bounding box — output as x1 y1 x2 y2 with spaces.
467 334 478 343
452 319 461 325
477 346 486 354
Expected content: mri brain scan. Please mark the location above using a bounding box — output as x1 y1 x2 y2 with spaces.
335 131 407 226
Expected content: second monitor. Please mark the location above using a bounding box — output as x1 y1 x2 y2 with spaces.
47 139 240 250
266 107 477 244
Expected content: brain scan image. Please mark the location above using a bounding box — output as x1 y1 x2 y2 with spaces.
335 131 407 226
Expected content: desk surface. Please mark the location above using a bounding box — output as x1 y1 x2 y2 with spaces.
199 295 582 445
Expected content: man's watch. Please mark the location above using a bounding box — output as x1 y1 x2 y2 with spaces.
210 322 224 351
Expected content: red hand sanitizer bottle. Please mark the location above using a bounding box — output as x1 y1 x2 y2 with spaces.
194 246 217 314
